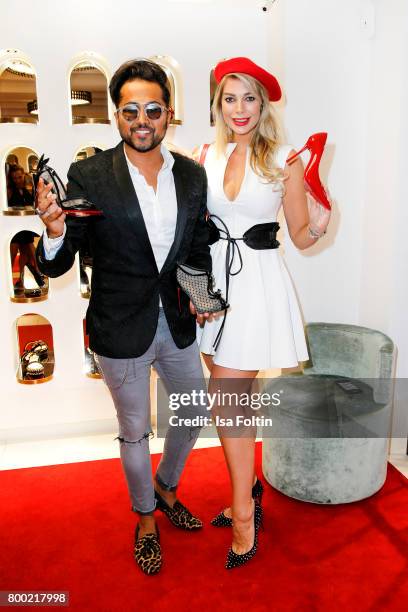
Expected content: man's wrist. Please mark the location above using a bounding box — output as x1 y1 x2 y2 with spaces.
47 229 64 239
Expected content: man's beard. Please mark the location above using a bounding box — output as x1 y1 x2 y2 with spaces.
122 124 165 153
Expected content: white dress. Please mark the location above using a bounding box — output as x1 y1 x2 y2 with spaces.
197 142 309 370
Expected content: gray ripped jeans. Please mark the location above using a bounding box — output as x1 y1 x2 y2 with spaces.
96 309 207 515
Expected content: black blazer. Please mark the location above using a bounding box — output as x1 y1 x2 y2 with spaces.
36 142 211 358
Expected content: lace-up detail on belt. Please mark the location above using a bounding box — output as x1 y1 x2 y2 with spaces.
209 214 280 350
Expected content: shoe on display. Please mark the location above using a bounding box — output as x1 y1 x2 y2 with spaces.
20 340 49 380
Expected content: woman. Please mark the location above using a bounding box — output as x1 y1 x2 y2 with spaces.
196 57 331 569
7 164 34 208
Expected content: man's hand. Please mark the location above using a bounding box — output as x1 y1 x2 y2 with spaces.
189 300 214 325
35 177 66 238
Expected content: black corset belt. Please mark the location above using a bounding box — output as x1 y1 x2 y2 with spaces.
207 215 280 350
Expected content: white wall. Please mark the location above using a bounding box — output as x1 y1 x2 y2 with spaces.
279 0 371 325
359 0 408 378
278 0 407 378
279 0 407 446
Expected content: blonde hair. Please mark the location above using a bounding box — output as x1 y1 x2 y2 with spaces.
212 73 285 185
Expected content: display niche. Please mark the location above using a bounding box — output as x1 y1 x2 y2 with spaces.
74 145 104 162
10 230 49 302
73 144 103 297
3 146 39 216
0 52 39 124
149 56 183 125
16 313 54 384
79 239 92 299
210 68 217 127
83 320 101 378
209 60 227 126
70 62 110 125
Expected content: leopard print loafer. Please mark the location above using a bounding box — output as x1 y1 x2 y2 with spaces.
155 491 203 530
134 524 162 575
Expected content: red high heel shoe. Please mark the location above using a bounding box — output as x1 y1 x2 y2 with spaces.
287 132 331 210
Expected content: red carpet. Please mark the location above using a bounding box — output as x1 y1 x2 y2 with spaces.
0 444 407 611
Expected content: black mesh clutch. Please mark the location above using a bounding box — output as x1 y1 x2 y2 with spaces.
176 263 229 314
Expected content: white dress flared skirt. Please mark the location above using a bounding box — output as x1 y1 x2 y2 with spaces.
197 143 309 371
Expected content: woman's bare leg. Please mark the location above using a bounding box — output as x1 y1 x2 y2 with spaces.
202 354 258 520
201 352 214 374
210 363 259 555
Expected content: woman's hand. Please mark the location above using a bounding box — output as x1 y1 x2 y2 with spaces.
283 151 332 248
307 192 332 238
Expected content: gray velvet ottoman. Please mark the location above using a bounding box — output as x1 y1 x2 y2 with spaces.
262 323 396 504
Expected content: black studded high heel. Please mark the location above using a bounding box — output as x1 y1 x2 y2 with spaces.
211 478 264 527
225 502 263 570
252 478 264 504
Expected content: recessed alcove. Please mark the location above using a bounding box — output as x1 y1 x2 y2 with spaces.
16 314 55 384
149 56 183 125
69 56 110 125
210 68 217 126
78 237 93 299
3 146 39 216
9 230 49 303
0 49 39 124
72 145 103 298
209 60 227 127
74 144 104 162
83 320 101 379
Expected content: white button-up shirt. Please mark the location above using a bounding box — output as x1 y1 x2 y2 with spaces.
124 143 177 272
43 144 178 277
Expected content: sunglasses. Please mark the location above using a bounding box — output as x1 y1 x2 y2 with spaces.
116 102 171 122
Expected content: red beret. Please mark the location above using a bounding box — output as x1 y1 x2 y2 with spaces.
214 57 281 102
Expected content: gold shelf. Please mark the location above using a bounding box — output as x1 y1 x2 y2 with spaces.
0 117 38 124
10 294 48 304
17 373 53 385
86 372 102 379
72 117 110 125
3 208 35 216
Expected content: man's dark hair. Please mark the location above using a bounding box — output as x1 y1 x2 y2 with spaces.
109 59 170 108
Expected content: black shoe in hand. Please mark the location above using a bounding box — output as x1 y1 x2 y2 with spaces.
211 478 264 528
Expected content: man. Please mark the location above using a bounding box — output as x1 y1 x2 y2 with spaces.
35 59 211 576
